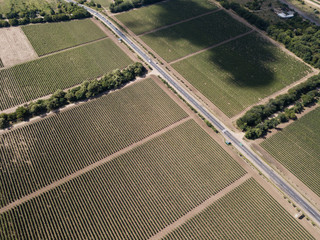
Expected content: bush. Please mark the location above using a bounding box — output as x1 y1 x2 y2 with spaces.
16 106 30 121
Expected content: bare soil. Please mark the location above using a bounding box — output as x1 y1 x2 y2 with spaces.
0 27 38 67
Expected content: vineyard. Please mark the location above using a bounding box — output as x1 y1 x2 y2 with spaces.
22 19 107 56
116 0 217 35
164 178 314 239
141 10 250 62
0 120 246 239
172 33 311 117
0 78 188 207
261 107 320 196
0 38 132 111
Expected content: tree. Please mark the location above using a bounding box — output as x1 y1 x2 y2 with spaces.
16 106 30 121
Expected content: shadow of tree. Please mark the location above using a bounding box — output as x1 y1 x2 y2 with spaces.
119 0 278 88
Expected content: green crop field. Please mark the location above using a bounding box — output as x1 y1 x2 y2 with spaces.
0 79 188 207
116 0 217 35
0 38 132 111
172 33 311 117
22 19 107 56
94 0 113 7
141 10 251 62
261 107 320 196
0 120 246 239
164 178 314 240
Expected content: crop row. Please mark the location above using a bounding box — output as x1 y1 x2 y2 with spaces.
261 107 320 196
164 178 314 240
172 33 311 117
0 79 188 207
141 10 250 62
0 38 132 111
0 120 246 239
22 18 107 56
116 0 217 35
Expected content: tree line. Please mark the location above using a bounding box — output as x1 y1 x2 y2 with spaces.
218 0 320 69
0 2 91 28
110 0 165 13
0 62 145 130
237 74 320 139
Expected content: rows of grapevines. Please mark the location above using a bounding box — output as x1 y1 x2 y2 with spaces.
0 120 246 239
22 19 107 56
164 178 314 240
0 69 27 110
0 79 188 207
0 38 132 111
172 33 311 117
261 107 320 196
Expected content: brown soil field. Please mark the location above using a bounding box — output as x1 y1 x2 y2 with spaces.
0 27 38 67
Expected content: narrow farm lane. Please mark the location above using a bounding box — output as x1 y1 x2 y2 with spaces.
0 117 191 214
64 0 320 226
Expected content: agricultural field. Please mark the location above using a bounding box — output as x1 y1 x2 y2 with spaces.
116 0 217 35
0 38 132 111
0 120 247 239
172 33 311 117
94 0 113 7
22 19 107 56
261 107 320 196
164 178 314 239
0 78 188 207
141 10 251 62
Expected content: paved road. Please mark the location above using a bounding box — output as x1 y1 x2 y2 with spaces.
65 0 320 225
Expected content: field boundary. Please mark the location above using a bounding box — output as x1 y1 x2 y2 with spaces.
149 174 251 239
251 142 320 211
138 8 222 36
0 116 191 214
168 29 254 65
0 36 109 71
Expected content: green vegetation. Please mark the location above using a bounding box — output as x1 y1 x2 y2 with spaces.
141 10 250 62
116 0 217 35
110 0 165 13
0 120 246 238
219 0 270 30
261 107 320 196
0 58 3 68
267 17 320 68
219 0 320 68
237 74 320 139
0 0 90 27
22 19 106 56
164 178 314 239
0 38 133 111
92 0 113 7
0 78 188 207
172 33 311 117
0 63 145 129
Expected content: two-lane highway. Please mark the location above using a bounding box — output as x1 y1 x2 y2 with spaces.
65 0 320 225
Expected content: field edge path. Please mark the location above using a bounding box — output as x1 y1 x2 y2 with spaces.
149 174 251 240
0 116 191 214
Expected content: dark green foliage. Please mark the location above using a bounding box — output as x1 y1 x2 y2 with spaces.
110 0 165 13
238 74 320 131
239 74 320 139
0 63 145 129
220 1 269 30
16 106 30 121
267 17 320 68
0 2 91 28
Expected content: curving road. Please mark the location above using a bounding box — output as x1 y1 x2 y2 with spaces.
65 0 320 225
